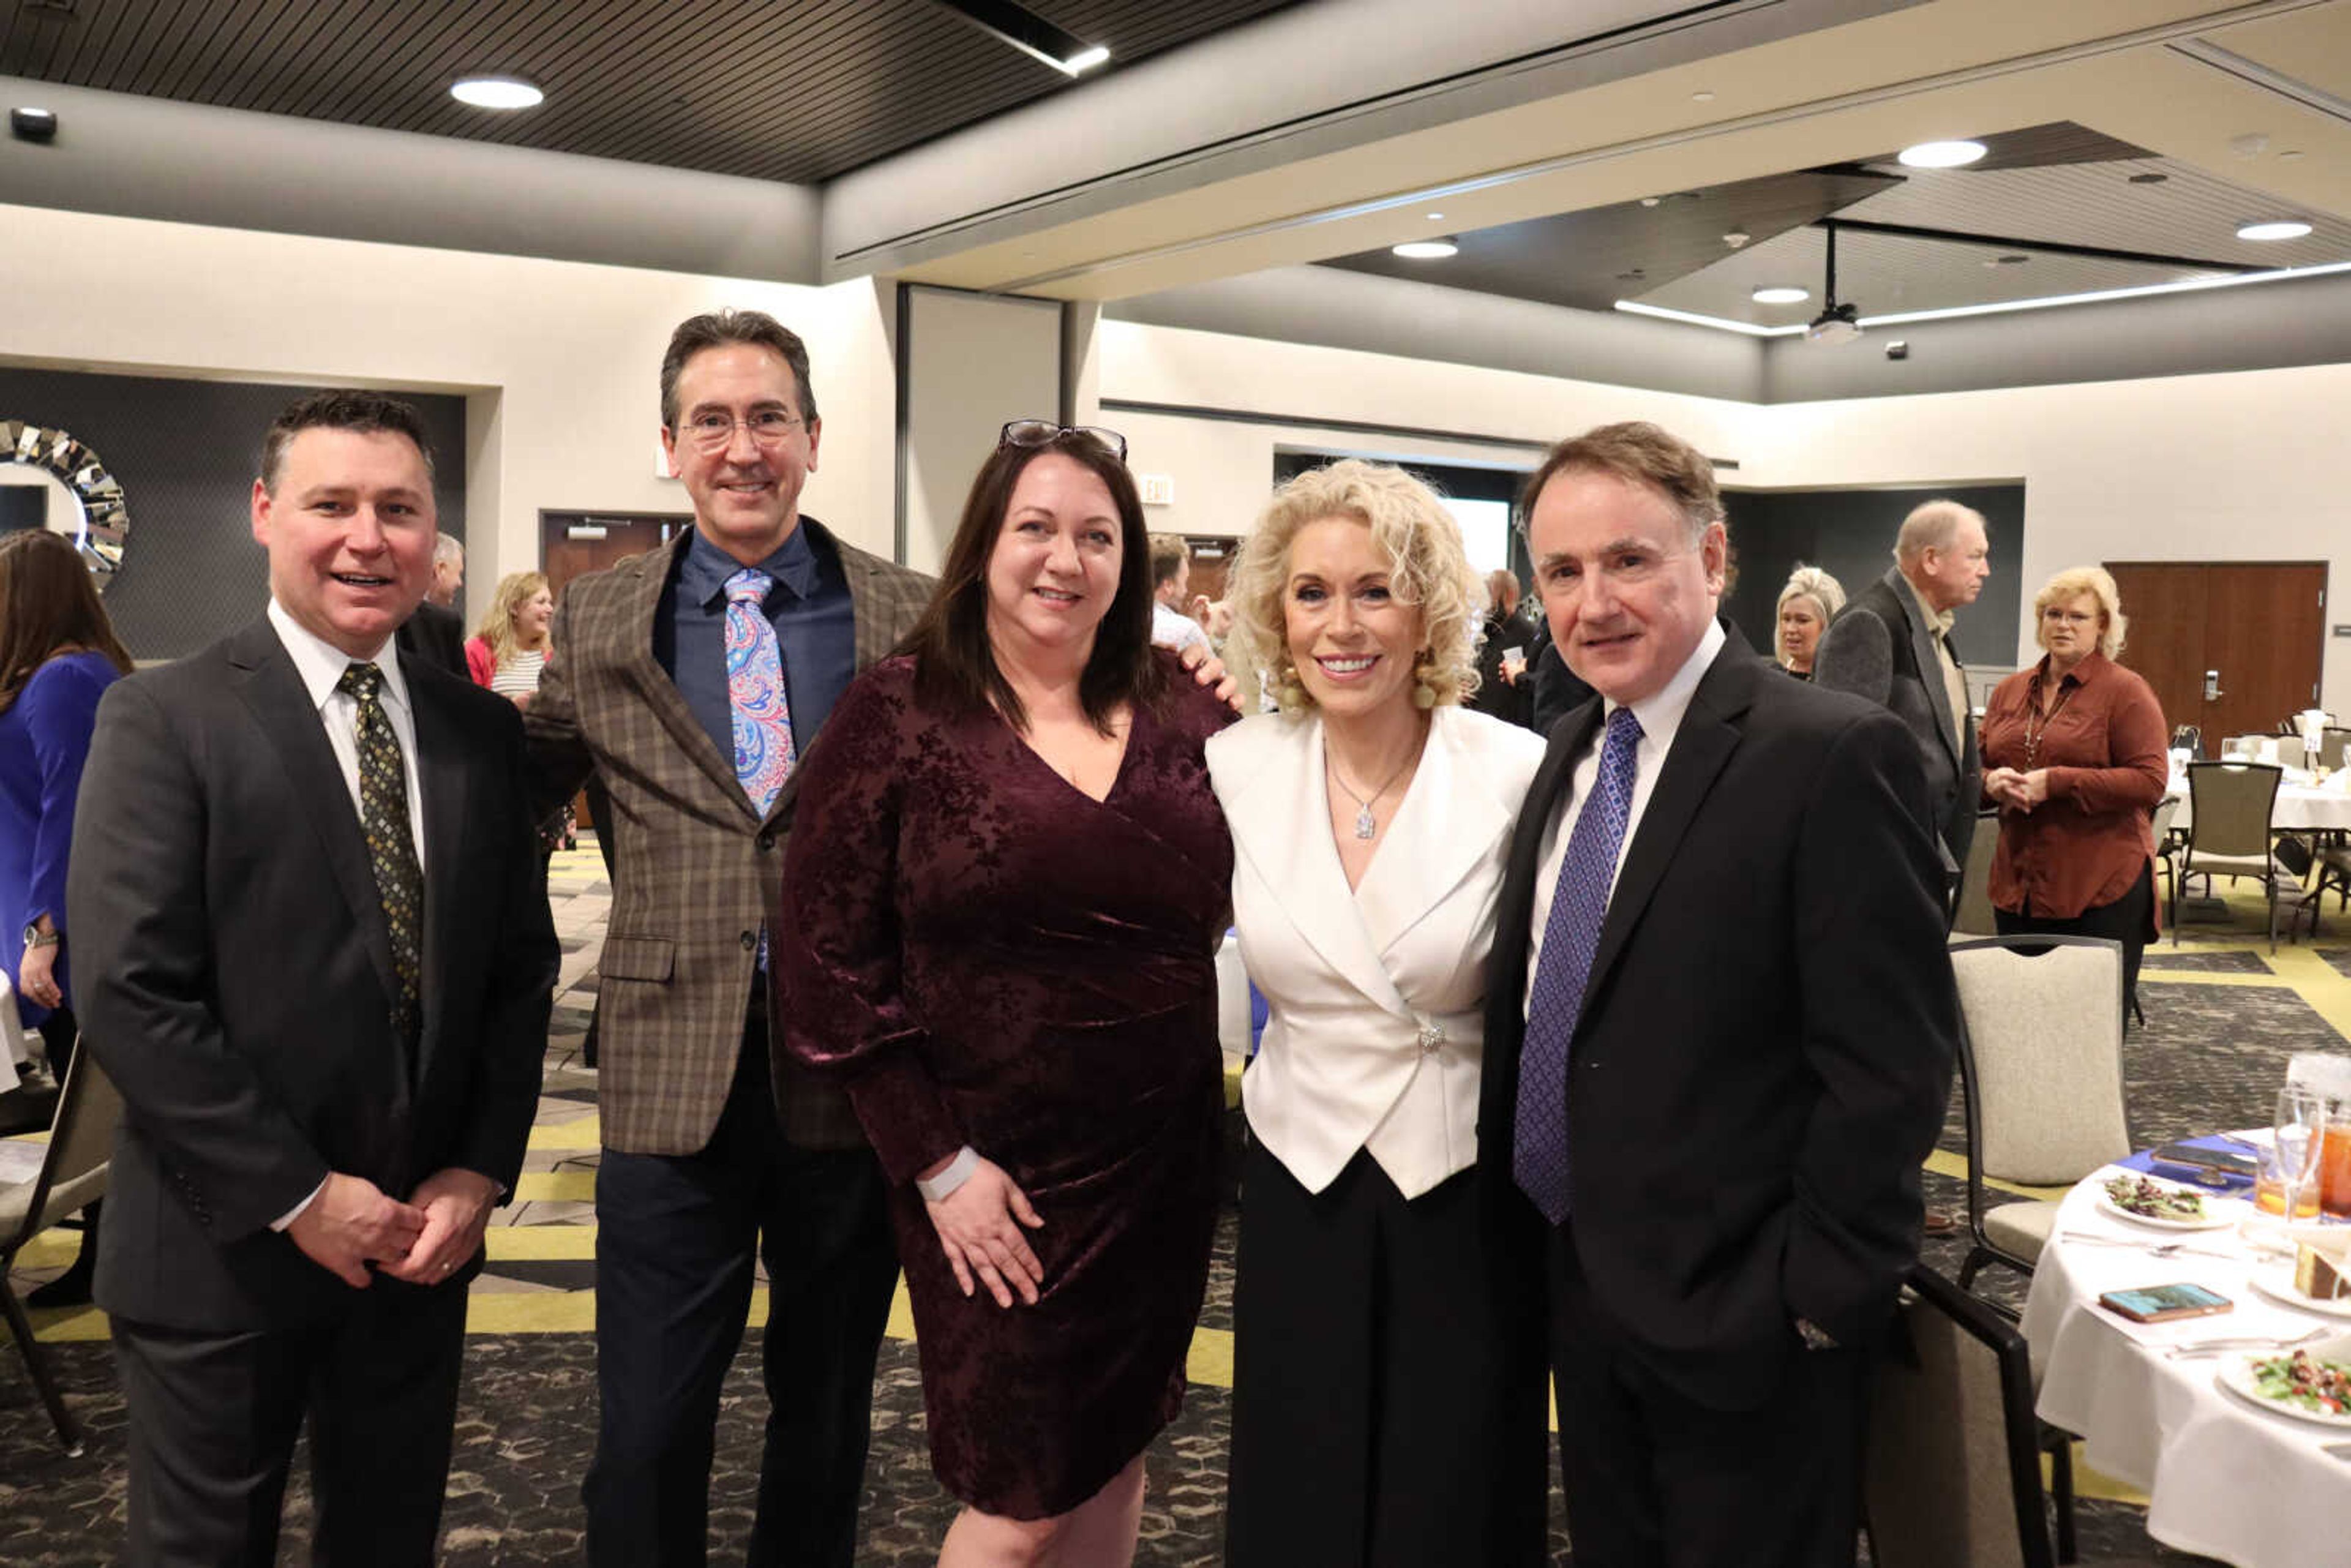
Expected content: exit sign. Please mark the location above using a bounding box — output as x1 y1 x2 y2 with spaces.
1138 473 1176 506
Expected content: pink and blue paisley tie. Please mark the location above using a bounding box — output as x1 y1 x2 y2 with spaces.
724 569 796 815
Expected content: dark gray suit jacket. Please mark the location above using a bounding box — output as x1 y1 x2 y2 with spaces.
69 618 558 1331
1812 566 1979 867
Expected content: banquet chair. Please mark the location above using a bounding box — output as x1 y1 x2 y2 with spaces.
0 1039 119 1455
2323 727 2351 772
1948 810 2001 937
1865 1263 2157 1568
1947 937 2129 1292
2172 761 2284 947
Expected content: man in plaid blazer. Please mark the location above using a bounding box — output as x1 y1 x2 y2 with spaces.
527 310 931 1567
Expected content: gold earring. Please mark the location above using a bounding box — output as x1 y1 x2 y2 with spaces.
1277 660 1309 712
1412 650 1438 710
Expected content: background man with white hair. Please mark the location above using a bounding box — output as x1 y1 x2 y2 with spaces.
1811 498 1990 869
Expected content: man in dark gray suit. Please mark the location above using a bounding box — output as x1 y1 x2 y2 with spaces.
1811 498 1989 869
70 391 557 1564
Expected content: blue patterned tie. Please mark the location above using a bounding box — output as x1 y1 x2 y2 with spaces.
724 569 796 815
1514 705 1643 1225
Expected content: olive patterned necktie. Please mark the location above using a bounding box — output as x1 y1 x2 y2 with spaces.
337 662 424 1045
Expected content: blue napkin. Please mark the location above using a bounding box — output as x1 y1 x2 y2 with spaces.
2123 1133 2257 1193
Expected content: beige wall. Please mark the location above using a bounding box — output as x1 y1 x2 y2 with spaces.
0 202 898 628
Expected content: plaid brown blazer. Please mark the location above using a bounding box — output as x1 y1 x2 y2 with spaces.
527 520 934 1154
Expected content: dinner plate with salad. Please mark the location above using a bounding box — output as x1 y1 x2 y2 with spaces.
2095 1172 2238 1231
2217 1340 2351 1427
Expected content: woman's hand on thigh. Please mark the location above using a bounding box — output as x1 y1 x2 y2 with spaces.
925 1160 1045 1307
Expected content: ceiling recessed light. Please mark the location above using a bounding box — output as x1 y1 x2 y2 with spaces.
1391 238 1458 260
2237 219 2312 241
1691 91 1715 103
1425 212 1444 221
1897 139 1987 169
451 74 543 110
2128 171 2169 185
1752 285 1809 304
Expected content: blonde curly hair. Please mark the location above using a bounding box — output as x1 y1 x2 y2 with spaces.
1225 459 1480 714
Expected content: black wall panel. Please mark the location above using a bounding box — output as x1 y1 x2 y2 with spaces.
1721 483 2026 669
0 368 468 661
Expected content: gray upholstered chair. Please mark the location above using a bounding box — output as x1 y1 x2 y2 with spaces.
2173 761 2285 947
0 1041 120 1455
1865 1264 2157 1568
1948 937 2130 1290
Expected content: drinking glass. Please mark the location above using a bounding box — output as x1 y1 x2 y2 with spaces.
2259 1086 2328 1220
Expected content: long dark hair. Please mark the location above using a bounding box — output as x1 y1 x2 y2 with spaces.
0 530 133 715
904 430 1164 735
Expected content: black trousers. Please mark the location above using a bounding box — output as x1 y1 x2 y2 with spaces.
582 1013 899 1568
1995 860 2154 1024
1547 1230 1870 1568
1224 1142 1547 1568
113 1279 469 1567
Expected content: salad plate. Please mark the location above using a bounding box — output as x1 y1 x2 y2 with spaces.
2095 1173 2237 1231
2216 1340 2351 1427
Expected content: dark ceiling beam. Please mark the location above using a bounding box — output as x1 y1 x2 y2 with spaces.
1807 216 2260 276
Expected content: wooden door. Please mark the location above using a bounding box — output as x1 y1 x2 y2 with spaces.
2104 561 2327 748
1185 536 1237 610
541 512 683 598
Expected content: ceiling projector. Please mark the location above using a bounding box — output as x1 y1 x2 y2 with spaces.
1806 302 1862 345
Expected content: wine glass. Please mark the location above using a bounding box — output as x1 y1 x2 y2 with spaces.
2273 1086 2328 1223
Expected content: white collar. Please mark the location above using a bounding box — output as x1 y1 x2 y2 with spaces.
1604 615 1724 747
266 599 411 718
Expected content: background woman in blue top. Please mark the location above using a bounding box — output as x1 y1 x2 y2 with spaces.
0 527 133 1305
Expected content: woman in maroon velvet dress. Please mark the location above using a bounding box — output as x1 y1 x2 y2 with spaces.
778 421 1233 1567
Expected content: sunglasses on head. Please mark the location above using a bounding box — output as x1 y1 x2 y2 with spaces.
999 419 1127 463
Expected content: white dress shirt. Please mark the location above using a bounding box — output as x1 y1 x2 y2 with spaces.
264 599 429 1228
1524 617 1725 1011
1210 705 1546 1198
266 598 427 873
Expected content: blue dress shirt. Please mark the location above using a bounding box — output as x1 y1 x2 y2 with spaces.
653 520 858 781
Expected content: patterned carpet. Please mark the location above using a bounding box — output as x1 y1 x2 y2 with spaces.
4 849 2348 1565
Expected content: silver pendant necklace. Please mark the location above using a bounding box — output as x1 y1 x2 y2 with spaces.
1328 748 1417 841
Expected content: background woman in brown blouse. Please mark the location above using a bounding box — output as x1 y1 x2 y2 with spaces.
1979 565 2169 1015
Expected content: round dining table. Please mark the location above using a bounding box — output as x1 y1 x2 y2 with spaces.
2167 771 2351 833
2021 1162 2351 1567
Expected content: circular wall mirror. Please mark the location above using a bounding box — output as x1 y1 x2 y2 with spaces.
1 419 128 591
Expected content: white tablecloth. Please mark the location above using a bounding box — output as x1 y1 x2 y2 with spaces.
2022 1169 2351 1567
2169 775 2351 833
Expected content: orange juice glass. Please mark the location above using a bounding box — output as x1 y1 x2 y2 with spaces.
2322 1122 2351 1220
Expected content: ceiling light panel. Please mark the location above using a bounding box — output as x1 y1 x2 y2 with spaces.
1392 238 1459 259
2237 220 2313 241
1897 139 1987 168
450 75 543 110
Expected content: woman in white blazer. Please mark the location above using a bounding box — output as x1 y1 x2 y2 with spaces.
1207 460 1550 1566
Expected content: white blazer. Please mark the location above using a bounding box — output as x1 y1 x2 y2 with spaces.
1207 704 1546 1199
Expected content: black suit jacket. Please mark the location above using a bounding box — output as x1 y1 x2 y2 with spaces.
395 598 468 681
1479 628 1956 1405
69 618 558 1332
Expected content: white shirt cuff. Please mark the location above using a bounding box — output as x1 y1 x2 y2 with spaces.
271 1176 329 1232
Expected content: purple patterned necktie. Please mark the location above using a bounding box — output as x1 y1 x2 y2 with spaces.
724 569 796 815
1514 705 1644 1225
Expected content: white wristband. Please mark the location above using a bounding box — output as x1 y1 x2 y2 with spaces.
915 1145 982 1203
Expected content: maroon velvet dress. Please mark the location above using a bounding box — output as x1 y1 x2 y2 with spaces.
777 651 1234 1518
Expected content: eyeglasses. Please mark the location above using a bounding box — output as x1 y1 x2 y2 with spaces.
999 419 1127 463
678 408 804 451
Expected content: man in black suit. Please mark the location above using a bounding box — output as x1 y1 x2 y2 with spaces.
397 596 468 680
69 391 558 1566
1480 422 1956 1567
1811 499 1989 869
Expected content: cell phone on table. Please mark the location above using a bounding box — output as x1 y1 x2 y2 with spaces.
2149 1142 2259 1182
2098 1283 2233 1324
